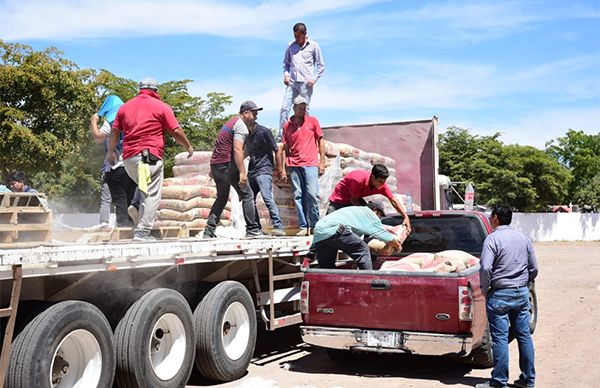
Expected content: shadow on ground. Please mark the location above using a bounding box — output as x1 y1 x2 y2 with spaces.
188 325 488 386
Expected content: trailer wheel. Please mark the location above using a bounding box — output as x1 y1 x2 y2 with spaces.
467 325 493 368
5 301 115 388
113 288 195 388
194 281 257 382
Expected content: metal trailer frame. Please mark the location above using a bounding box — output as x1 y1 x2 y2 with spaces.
0 236 312 382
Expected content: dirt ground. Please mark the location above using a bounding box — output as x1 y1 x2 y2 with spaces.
188 241 600 388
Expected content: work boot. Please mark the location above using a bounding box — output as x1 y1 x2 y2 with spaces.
245 230 266 238
513 379 535 388
296 228 309 236
133 232 156 242
271 228 286 236
203 229 217 238
127 205 139 225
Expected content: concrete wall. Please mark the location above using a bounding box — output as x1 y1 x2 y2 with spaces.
512 213 600 242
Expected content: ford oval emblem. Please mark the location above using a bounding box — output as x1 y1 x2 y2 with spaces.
436 313 450 321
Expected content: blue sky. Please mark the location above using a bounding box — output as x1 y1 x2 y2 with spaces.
1 0 599 148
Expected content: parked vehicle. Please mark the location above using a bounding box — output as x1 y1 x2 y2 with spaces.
300 211 538 366
0 234 311 387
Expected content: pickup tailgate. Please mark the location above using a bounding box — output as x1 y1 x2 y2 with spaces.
303 267 479 334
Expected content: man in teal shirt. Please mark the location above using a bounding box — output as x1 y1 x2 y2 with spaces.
312 201 401 270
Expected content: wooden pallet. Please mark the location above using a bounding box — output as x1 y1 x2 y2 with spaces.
0 193 52 244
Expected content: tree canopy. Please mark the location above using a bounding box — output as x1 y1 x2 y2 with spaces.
546 130 600 210
438 126 572 211
0 40 232 211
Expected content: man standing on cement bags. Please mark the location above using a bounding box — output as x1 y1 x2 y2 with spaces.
245 122 286 236
90 95 137 227
477 205 538 388
108 77 193 241
278 96 326 236
278 22 325 141
204 101 263 238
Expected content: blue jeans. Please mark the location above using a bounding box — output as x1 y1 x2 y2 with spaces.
278 81 313 141
486 287 535 387
289 166 320 229
314 225 372 270
250 173 283 230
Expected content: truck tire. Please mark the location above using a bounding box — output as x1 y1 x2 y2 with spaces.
114 288 195 388
468 325 494 368
5 300 115 388
193 281 257 382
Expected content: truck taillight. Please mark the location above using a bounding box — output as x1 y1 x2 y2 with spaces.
458 286 473 321
300 281 309 314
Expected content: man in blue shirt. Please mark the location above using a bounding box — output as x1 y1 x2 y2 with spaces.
477 205 538 388
6 172 36 193
311 200 400 270
245 123 286 236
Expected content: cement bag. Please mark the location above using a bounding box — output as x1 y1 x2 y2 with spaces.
339 157 371 170
159 197 230 212
368 225 408 255
380 261 420 272
323 141 340 157
318 155 343 217
172 164 211 177
162 185 218 201
158 208 228 222
367 153 396 169
337 143 360 158
356 150 373 163
163 174 213 187
434 250 479 268
174 151 212 166
398 252 435 267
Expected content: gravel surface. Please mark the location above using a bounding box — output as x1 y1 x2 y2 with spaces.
187 241 600 388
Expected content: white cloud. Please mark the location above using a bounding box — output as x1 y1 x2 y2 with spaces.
0 0 384 40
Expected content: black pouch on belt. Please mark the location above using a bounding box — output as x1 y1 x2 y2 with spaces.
141 149 159 165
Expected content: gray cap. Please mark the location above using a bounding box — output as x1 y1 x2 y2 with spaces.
139 77 159 91
239 100 263 113
293 96 309 106
366 200 386 217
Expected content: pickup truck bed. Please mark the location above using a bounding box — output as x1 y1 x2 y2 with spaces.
300 211 498 365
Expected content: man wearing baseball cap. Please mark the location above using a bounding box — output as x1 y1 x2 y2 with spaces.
278 96 326 236
204 100 263 238
109 77 194 241
310 202 401 270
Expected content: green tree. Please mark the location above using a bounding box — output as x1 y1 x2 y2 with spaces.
0 41 234 212
439 126 571 211
546 130 600 209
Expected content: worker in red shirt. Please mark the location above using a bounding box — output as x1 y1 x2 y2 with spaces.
328 164 411 233
278 96 326 236
108 77 193 241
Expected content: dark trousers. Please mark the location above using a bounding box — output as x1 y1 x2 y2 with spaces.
206 162 260 234
104 166 137 227
314 225 373 270
327 198 368 214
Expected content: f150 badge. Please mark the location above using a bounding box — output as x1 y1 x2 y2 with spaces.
317 307 334 314
436 313 450 320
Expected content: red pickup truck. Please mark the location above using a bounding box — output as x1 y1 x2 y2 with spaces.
300 211 537 366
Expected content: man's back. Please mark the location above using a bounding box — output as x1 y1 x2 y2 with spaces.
480 225 538 291
114 92 179 159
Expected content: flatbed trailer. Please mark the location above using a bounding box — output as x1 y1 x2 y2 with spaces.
0 236 312 387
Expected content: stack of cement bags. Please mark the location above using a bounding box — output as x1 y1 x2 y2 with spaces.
154 152 231 229
379 250 479 273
